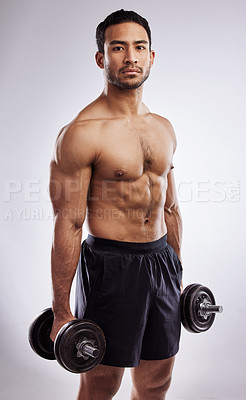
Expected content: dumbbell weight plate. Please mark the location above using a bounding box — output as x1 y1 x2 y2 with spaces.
181 284 216 333
29 308 55 360
180 283 199 332
54 319 106 373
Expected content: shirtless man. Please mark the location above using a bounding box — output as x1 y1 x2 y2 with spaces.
50 9 183 400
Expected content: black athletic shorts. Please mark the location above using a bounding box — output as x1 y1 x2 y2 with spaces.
74 234 183 368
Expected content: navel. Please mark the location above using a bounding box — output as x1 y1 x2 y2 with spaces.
144 209 151 224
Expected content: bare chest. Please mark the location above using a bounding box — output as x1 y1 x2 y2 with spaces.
94 124 174 180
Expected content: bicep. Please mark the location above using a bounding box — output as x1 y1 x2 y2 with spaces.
49 161 92 228
164 169 179 212
49 162 92 223
49 123 97 227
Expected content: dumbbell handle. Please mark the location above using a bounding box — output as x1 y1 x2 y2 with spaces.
76 340 99 359
199 303 223 314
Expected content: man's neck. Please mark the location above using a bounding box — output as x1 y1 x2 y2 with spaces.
100 82 146 118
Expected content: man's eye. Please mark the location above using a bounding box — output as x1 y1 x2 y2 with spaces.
136 46 146 50
113 46 124 51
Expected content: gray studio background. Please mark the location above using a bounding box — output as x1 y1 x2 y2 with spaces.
1 0 245 399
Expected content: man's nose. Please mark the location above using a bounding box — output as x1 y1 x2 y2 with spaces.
123 48 138 64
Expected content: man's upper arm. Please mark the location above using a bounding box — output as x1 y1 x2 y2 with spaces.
164 120 179 212
49 122 97 228
164 169 179 213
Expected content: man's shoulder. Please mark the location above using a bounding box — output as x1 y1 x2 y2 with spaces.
150 113 173 128
52 114 102 173
150 113 177 150
55 119 98 152
57 98 108 145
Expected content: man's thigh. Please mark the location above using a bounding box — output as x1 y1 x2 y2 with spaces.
131 357 175 396
78 364 125 400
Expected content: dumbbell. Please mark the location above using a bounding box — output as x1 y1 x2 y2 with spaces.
29 308 106 373
29 284 223 373
180 283 223 333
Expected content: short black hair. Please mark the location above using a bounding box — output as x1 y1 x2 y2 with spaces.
96 9 152 54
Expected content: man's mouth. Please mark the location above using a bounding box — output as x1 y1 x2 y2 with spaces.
121 68 141 75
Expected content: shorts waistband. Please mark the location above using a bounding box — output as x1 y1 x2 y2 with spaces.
85 234 168 254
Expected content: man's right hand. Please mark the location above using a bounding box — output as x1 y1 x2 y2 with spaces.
50 314 77 342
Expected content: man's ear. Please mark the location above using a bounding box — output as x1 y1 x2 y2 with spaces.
95 51 104 69
150 50 155 67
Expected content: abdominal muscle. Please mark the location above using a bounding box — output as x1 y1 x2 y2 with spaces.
86 172 167 242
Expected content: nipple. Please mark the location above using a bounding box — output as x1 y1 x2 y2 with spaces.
115 169 125 177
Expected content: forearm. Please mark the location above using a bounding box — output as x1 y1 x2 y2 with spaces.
164 205 182 262
51 216 82 318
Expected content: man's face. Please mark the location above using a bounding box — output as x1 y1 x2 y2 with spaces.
98 22 155 90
